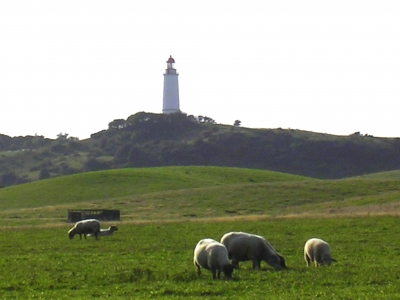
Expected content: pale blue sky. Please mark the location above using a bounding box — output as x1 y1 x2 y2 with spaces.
1 1 399 139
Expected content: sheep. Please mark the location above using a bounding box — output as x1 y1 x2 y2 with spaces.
304 238 337 267
220 231 286 270
88 225 119 237
68 219 101 240
194 238 235 280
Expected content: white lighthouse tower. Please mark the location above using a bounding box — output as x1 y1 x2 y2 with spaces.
163 55 180 114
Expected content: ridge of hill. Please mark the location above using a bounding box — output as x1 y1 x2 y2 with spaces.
1 112 400 187
0 166 310 210
353 170 400 180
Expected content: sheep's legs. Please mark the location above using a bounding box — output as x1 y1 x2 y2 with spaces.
304 254 311 267
252 260 261 269
195 263 201 276
211 267 217 280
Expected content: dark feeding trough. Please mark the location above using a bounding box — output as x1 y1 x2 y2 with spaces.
67 209 120 223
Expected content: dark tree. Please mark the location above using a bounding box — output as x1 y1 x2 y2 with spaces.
108 119 127 130
57 132 69 140
82 158 110 172
39 168 51 180
234 120 241 127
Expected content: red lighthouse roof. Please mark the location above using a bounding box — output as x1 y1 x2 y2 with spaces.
167 55 175 63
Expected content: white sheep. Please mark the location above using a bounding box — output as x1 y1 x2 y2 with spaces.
220 231 286 270
88 225 119 237
194 238 235 280
304 238 337 267
68 219 101 240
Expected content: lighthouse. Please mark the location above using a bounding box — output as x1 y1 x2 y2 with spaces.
163 55 180 114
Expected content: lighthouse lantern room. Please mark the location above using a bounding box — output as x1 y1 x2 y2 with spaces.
163 55 180 114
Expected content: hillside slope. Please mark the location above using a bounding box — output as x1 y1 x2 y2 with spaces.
1 166 399 227
0 166 309 209
2 112 400 186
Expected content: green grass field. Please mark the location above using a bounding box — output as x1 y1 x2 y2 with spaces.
0 166 400 299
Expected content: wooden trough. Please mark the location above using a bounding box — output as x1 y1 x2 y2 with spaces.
67 209 120 223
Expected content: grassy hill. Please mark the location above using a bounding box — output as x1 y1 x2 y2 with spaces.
1 166 400 298
1 166 399 227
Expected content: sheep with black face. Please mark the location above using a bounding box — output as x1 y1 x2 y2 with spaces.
194 238 235 280
221 231 286 270
304 238 337 267
68 219 101 240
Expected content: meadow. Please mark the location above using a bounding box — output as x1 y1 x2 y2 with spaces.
0 166 399 299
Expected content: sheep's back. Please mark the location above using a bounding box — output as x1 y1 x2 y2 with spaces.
222 232 268 260
194 239 216 269
305 238 331 258
206 242 231 267
76 219 101 233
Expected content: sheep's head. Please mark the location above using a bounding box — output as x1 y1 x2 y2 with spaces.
109 225 119 232
277 254 287 269
222 264 234 279
321 255 336 266
68 228 76 240
267 255 284 271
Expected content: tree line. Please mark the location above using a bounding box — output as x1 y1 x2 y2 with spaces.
2 112 400 187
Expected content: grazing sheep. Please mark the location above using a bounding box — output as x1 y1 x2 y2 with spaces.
88 225 119 237
194 238 235 280
68 219 101 240
220 231 286 270
304 238 337 267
